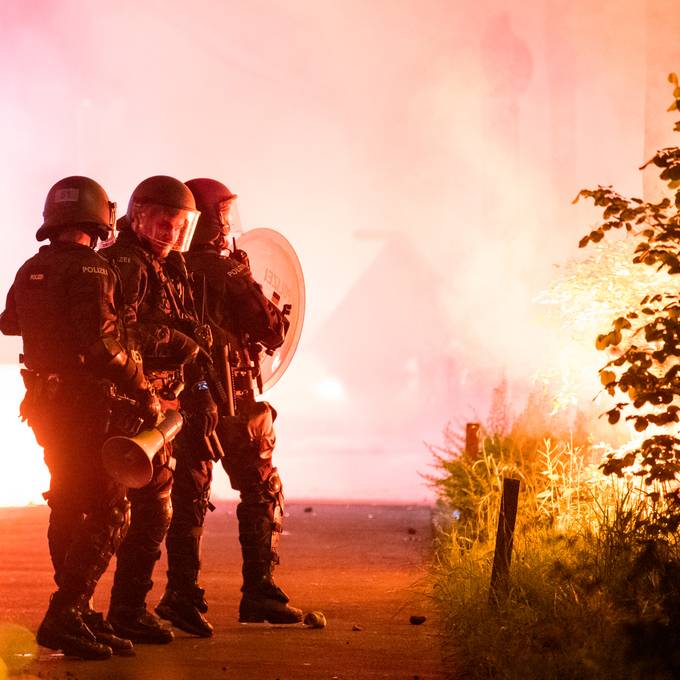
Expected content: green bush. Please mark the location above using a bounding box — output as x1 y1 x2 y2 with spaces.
574 74 680 533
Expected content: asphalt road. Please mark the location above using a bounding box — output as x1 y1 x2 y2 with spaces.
0 502 446 680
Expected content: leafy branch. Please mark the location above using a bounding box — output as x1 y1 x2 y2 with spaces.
576 73 680 532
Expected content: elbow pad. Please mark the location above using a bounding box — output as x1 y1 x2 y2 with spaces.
148 327 201 366
166 328 201 365
86 336 146 392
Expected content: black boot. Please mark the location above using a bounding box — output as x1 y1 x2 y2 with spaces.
81 605 135 656
156 586 214 637
108 605 174 644
237 488 302 624
39 497 130 658
109 493 174 644
239 567 303 624
37 592 113 660
161 529 213 636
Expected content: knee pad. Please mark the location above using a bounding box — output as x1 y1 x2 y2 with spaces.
148 494 173 544
126 493 172 549
58 497 131 599
85 496 131 555
266 469 283 496
238 469 285 561
239 468 283 506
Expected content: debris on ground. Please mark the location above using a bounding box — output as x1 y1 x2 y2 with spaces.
303 611 327 628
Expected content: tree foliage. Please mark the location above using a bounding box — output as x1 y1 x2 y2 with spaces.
575 73 680 531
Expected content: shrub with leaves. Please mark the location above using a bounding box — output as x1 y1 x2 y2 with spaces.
430 417 680 678
574 73 680 532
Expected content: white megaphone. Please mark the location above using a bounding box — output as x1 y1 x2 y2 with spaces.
101 409 183 488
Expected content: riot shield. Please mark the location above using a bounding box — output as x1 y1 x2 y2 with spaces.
236 227 305 392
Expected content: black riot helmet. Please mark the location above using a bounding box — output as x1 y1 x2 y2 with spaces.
37 176 116 243
126 175 200 258
184 178 241 252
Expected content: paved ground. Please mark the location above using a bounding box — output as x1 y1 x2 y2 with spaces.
0 502 447 680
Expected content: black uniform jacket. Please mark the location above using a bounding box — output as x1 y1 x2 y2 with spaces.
0 242 124 376
101 230 200 369
185 245 286 351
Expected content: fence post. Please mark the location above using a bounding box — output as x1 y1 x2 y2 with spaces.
489 476 520 604
464 422 480 461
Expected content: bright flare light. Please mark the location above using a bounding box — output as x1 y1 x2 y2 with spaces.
536 237 673 415
313 377 346 402
0 365 48 507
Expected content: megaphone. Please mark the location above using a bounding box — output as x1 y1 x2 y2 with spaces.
101 409 184 488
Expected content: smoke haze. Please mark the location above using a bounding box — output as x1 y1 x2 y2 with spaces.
1 0 680 503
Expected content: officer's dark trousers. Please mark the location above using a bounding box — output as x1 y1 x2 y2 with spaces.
109 462 173 610
165 404 283 592
33 392 129 607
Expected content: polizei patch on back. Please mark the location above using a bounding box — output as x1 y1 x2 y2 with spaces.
82 265 107 275
27 271 47 288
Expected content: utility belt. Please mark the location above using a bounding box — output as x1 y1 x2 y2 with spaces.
20 367 106 405
20 367 132 400
21 368 176 473
20 368 141 439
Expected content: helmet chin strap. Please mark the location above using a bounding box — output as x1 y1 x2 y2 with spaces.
146 238 171 259
133 227 169 259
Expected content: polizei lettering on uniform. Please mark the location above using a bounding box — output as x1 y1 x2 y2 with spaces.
226 262 249 277
82 265 108 275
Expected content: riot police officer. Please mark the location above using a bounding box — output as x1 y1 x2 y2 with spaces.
0 176 159 659
155 178 302 638
101 176 219 644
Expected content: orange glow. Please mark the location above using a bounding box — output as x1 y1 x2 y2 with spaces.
536 239 673 417
0 366 49 507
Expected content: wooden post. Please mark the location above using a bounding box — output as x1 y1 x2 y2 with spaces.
489 476 520 603
464 422 480 461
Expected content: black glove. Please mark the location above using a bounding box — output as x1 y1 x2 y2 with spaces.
189 381 218 437
133 386 161 427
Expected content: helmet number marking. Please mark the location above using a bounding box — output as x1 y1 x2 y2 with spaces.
54 188 80 203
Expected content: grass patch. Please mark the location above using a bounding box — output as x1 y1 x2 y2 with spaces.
429 428 680 679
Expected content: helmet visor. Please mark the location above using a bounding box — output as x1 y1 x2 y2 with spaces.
217 198 242 253
131 202 200 253
107 201 117 231
97 201 117 245
217 198 242 240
